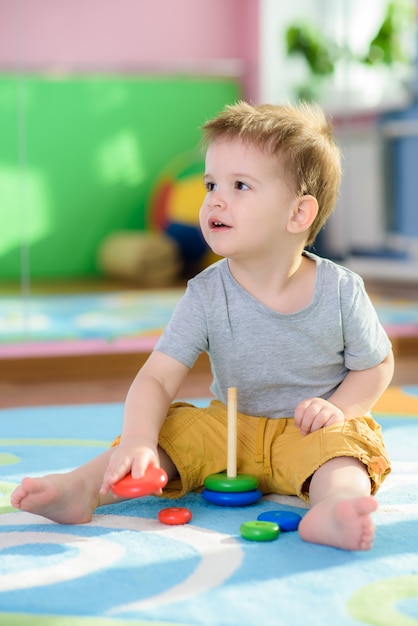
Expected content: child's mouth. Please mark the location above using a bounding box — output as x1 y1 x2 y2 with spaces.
209 219 230 229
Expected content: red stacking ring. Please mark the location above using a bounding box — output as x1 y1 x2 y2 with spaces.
158 507 193 525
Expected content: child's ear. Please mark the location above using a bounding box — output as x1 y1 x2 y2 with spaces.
287 195 318 235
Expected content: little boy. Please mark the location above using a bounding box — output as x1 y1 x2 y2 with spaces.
11 101 393 550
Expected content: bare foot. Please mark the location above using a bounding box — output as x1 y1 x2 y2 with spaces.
298 496 377 550
10 474 99 524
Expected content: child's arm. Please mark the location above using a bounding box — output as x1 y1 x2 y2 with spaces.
327 349 394 419
294 350 394 435
100 350 190 493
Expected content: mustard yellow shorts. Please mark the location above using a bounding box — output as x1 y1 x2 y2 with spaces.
112 399 391 503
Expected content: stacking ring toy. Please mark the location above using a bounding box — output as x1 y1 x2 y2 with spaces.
240 520 280 542
158 507 192 525
257 510 302 532
202 388 261 507
202 488 262 507
111 466 168 498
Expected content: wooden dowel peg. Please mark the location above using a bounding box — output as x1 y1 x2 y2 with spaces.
227 387 237 478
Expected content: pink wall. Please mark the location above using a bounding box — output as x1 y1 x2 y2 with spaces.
0 0 260 101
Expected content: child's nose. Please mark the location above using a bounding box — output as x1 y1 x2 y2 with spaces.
208 189 226 209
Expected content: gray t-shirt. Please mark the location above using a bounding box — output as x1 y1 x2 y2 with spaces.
155 252 391 418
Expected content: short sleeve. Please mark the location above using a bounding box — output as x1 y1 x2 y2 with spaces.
154 281 208 368
341 276 392 370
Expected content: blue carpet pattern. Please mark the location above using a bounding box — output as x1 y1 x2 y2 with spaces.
0 390 417 626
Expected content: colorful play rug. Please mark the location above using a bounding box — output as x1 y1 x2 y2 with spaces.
0 290 184 357
1 290 418 358
0 387 417 626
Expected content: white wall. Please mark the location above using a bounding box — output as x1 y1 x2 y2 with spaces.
259 0 416 265
259 0 415 112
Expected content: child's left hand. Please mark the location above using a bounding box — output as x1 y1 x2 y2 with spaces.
293 397 345 435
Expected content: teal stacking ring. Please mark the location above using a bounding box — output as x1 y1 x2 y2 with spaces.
204 472 259 493
240 521 280 542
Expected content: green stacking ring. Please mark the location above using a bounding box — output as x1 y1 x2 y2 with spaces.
204 472 259 493
240 521 280 542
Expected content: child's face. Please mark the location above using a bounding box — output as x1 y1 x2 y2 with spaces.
200 138 299 261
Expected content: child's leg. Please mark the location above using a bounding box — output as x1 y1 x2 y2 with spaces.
10 445 176 525
298 457 377 551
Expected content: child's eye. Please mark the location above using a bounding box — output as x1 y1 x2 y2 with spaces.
205 181 216 192
235 181 250 191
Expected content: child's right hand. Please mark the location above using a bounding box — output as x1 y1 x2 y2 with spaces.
100 442 160 495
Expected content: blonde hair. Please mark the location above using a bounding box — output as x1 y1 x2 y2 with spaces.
201 101 341 246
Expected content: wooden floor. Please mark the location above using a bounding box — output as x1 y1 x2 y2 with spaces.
2 355 417 409
1 277 418 408
0 368 211 408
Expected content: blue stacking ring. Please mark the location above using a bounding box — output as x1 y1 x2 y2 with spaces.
201 488 262 507
257 510 302 532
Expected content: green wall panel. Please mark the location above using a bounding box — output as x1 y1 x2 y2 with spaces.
0 76 240 279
